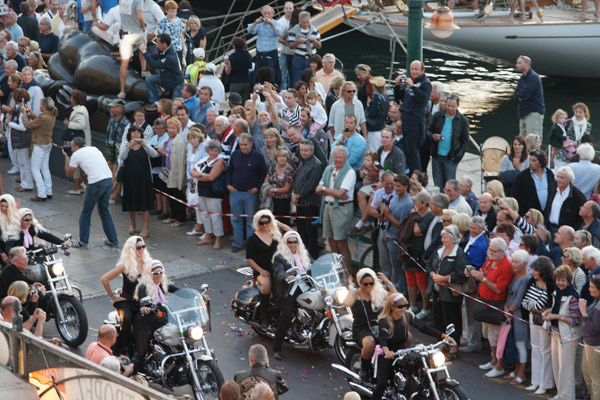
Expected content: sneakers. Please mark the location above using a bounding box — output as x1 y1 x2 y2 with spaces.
67 189 84 195
459 344 482 353
408 306 419 314
108 198 117 205
103 239 118 247
348 224 373 237
533 388 547 395
231 246 243 253
484 368 505 378
141 70 151 78
6 168 19 175
415 309 430 320
71 241 88 249
479 362 494 370
117 92 126 99
347 226 362 237
186 230 204 236
145 103 158 111
525 384 538 391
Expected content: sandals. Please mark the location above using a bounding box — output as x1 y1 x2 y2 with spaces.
128 227 136 235
510 377 524 385
170 221 184 227
504 372 516 380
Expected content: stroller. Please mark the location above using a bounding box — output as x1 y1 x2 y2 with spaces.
480 136 509 192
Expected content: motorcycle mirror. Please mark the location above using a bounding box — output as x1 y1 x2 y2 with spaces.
445 324 455 336
200 283 209 293
286 267 298 274
64 233 72 241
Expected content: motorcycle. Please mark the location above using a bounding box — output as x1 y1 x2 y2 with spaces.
332 324 470 400
106 286 224 400
232 253 353 363
24 234 88 347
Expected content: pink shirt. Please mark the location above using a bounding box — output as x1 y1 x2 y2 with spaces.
86 341 112 365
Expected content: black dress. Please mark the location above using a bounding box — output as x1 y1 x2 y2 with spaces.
122 147 154 212
112 272 140 356
246 234 278 279
351 296 380 343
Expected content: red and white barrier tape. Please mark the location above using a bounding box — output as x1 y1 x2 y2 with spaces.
388 237 600 355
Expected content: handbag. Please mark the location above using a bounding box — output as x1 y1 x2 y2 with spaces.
211 172 227 195
358 294 379 338
495 321 512 359
186 184 199 206
449 276 477 297
116 166 125 183
531 311 544 326
473 297 505 325
158 167 170 184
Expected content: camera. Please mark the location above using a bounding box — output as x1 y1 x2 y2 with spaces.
63 145 73 157
400 78 406 85
261 17 266 22
121 358 131 366
381 198 390 207
135 139 142 144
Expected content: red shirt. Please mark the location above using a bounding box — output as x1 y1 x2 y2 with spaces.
477 256 513 301
85 341 113 365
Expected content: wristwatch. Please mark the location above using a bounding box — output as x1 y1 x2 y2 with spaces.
482 277 488 284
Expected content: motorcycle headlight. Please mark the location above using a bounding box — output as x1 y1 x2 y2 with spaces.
187 326 204 341
50 262 65 277
335 287 349 304
431 351 445 368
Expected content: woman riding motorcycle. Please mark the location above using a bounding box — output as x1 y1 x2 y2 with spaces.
132 260 179 371
343 268 396 380
5 208 68 252
371 293 456 400
271 231 311 361
101 236 153 355
0 194 20 265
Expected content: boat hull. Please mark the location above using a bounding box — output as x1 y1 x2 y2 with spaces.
345 16 600 78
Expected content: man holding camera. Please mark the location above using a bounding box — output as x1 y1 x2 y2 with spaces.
64 137 118 249
0 246 45 299
1 296 46 337
248 5 282 86
86 324 134 376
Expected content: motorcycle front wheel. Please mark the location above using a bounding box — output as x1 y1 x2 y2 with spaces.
436 382 470 400
193 359 225 400
54 294 88 347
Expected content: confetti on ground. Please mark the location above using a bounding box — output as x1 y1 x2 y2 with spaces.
224 323 255 337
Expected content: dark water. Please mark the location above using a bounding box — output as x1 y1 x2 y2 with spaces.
319 26 600 150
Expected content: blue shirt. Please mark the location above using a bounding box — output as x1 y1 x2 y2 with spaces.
191 101 213 125
185 97 200 117
6 24 23 42
247 21 282 52
437 115 454 156
99 0 118 12
38 32 59 56
387 194 414 239
530 168 548 210
332 133 367 170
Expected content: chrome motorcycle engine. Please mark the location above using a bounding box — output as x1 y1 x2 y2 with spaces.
291 308 313 343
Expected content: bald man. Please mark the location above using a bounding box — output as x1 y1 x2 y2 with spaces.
550 225 575 267
1 295 46 337
86 324 134 375
474 192 497 233
394 60 432 174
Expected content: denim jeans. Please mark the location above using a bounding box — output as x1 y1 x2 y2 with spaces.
79 21 93 32
31 144 52 198
387 239 408 296
432 156 458 190
146 74 185 104
279 51 290 89
230 191 258 249
292 55 310 86
79 178 118 245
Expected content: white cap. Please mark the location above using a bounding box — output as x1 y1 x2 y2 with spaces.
206 63 217 73
193 48 205 59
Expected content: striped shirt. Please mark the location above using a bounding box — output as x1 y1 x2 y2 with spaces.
280 104 302 130
287 26 321 57
522 282 551 311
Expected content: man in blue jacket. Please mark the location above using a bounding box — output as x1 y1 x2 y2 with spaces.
140 33 184 111
394 60 432 174
514 55 545 139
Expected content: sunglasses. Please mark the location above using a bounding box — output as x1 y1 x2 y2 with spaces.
23 218 32 222
152 270 164 276
531 150 542 156
136 245 146 250
345 90 356 93
287 240 298 245
258 220 270 226
361 281 375 287
447 94 459 101
395 304 408 309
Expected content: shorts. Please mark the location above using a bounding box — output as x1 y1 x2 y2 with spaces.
482 322 501 347
322 202 353 241
119 32 145 60
405 270 428 291
352 328 375 344
359 184 376 197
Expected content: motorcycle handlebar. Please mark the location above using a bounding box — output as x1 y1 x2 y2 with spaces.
393 338 450 361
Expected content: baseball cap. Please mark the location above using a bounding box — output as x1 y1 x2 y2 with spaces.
229 92 242 105
108 99 126 107
193 48 205 59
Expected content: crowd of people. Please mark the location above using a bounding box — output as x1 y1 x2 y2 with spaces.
0 1 600 400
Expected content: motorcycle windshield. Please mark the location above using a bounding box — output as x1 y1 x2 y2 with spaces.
166 288 210 331
310 253 348 295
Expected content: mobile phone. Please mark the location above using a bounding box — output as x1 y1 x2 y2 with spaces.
466 265 475 272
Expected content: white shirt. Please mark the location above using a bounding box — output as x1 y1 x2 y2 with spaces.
549 185 571 225
143 0 164 35
464 231 484 254
277 16 292 54
180 119 194 144
319 168 356 203
69 147 112 184
198 75 225 104
570 160 600 199
328 97 366 139
380 149 390 167
449 195 473 216
309 102 327 125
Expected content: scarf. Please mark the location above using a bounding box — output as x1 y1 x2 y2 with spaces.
22 227 33 248
319 161 352 219
551 283 579 328
292 252 306 274
155 283 167 304
571 117 587 142
21 79 39 91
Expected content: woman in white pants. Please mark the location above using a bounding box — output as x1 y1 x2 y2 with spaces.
191 140 226 250
8 89 33 192
23 97 58 201
521 257 555 395
543 265 582 400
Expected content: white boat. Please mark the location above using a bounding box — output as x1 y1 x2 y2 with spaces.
332 1 600 78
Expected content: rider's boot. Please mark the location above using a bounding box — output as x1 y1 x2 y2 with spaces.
257 293 270 326
359 357 371 381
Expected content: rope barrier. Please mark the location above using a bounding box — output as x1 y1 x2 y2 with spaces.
387 237 600 355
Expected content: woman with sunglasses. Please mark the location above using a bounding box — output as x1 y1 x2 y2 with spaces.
132 260 179 371
426 225 466 361
5 208 68 253
271 231 312 361
246 210 290 328
343 268 396 380
372 293 456 400
0 194 21 265
100 236 153 355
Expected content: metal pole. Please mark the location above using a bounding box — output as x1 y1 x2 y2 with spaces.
388 37 396 83
406 0 424 74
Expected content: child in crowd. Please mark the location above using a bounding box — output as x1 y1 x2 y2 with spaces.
359 151 380 187
306 91 327 137
158 98 173 122
548 108 571 170
348 152 381 237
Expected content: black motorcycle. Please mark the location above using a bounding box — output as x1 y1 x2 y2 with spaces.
332 324 471 400
24 235 88 347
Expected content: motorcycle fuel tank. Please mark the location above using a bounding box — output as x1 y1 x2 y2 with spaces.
296 289 324 311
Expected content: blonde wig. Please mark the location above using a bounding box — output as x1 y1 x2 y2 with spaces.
134 260 170 302
0 194 20 241
117 236 153 281
251 209 282 242
377 292 409 337
272 231 311 272
16 208 45 236
356 268 388 311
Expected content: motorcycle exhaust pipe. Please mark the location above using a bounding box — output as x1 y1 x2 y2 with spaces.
331 363 361 381
348 381 373 398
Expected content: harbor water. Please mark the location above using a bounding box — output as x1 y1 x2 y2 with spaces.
319 26 600 151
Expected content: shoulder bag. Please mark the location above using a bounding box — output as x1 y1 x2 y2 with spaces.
472 265 506 325
358 292 379 338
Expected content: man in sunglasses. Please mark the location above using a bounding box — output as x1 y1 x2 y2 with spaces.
328 81 367 141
